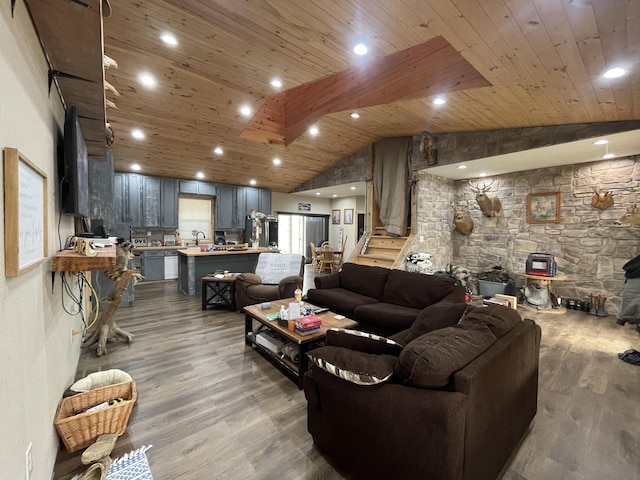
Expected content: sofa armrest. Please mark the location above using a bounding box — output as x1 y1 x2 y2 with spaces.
314 272 341 289
236 272 262 286
278 275 303 298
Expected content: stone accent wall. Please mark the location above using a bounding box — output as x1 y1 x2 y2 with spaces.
432 157 639 315
291 145 372 193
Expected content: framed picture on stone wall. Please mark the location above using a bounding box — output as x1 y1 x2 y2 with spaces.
527 192 560 224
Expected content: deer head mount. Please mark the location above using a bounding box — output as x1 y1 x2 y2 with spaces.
591 191 614 210
450 205 474 235
615 203 640 226
468 179 502 217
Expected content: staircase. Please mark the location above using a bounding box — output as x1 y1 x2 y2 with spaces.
349 231 409 269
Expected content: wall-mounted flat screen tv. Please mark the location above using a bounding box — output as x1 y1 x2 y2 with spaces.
60 106 90 218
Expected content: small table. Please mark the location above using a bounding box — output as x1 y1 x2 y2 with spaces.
201 274 238 310
244 298 358 389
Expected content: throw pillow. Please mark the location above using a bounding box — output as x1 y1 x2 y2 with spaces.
308 346 397 385
458 304 521 338
390 302 472 346
395 323 496 388
326 328 403 356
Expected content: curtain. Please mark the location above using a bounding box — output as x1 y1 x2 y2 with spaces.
373 137 412 236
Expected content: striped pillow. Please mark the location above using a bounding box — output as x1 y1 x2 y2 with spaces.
326 328 403 356
308 346 397 385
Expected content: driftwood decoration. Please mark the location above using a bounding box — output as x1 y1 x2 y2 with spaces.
82 270 139 356
615 203 640 226
591 191 614 210
468 179 502 217
451 205 474 235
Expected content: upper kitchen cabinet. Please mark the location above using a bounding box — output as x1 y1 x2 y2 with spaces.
142 176 161 227
114 173 143 226
161 178 178 228
179 180 217 196
115 173 177 228
24 0 107 160
245 187 272 215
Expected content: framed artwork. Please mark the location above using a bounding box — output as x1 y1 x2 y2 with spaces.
3 148 48 276
332 209 341 224
527 192 560 224
344 208 354 224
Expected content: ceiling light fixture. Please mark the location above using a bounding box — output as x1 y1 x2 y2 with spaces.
240 105 252 116
350 186 356 190
602 143 615 159
196 172 205 179
138 73 157 87
479 172 488 177
332 194 337 197
249 179 257 186
131 164 141 171
270 78 282 88
603 67 626 79
272 157 281 166
350 112 360 119
457 165 467 169
315 192 321 196
309 126 319 136
160 33 178 46
593 139 608 145
213 146 223 155
353 43 368 55
131 129 145 140
433 96 446 106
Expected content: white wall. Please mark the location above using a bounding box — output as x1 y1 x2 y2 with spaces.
1 3 81 479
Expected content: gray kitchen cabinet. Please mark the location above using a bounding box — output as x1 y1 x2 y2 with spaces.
141 250 164 281
260 188 271 215
198 181 217 196
245 187 260 213
215 183 236 229
179 179 216 196
142 176 161 227
113 173 125 224
235 186 247 223
161 178 178 228
113 173 143 226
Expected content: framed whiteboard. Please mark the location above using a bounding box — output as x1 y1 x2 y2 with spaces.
4 148 48 276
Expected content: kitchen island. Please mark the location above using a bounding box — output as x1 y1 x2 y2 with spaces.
178 247 277 298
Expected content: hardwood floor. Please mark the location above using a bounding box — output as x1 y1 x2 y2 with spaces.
52 271 640 480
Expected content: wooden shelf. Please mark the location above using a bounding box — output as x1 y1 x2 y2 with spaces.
52 246 116 273
24 0 106 160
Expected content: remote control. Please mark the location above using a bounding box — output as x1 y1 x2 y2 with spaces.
314 307 329 314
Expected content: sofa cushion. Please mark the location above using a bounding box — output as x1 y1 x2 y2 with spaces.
458 305 521 338
381 270 456 309
308 346 397 385
340 263 390 300
307 288 378 316
354 302 421 332
390 302 471 347
326 328 403 356
395 323 497 388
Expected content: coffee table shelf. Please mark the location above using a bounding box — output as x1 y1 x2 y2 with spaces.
244 298 357 389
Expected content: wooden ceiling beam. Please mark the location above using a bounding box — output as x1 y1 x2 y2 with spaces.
240 36 491 146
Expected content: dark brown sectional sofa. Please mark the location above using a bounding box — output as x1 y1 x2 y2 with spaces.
304 304 542 480
306 262 466 336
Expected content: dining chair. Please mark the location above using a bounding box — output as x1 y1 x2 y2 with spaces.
319 242 335 274
310 242 320 272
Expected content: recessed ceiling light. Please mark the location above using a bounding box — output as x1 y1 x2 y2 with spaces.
602 152 616 159
213 146 223 155
196 172 205 179
593 139 608 145
131 129 145 140
315 192 321 196
353 43 368 55
240 105 252 116
350 112 360 119
249 179 257 185
272 157 281 166
332 194 337 197
433 96 446 106
160 33 178 46
138 73 157 87
479 172 488 177
457 165 467 169
603 67 626 79
350 186 356 190
270 78 282 88
131 164 141 171
309 126 319 136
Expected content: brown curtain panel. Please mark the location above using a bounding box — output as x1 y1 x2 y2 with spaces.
373 137 412 236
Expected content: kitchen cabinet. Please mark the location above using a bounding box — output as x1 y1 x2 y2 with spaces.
215 185 272 230
161 178 178 228
164 250 179 280
142 176 161 227
113 173 142 226
215 184 237 230
141 250 164 282
115 173 178 228
245 187 272 215
179 180 217 196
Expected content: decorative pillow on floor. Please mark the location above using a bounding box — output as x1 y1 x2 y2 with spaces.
308 346 397 385
326 328 403 356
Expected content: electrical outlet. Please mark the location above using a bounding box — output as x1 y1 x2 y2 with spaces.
25 442 33 480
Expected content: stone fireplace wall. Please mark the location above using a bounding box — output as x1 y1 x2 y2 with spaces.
405 156 640 315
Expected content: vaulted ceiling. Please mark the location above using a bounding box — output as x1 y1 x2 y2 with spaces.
101 0 639 193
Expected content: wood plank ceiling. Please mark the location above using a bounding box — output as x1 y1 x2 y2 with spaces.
102 0 639 193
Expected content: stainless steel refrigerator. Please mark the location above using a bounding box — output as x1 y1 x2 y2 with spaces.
245 215 278 248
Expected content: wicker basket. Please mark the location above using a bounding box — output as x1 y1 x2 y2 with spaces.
54 380 137 452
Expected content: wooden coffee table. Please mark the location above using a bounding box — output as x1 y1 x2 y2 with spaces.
244 298 358 389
